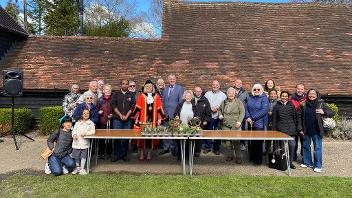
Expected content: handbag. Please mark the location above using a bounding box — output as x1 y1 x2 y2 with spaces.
268 141 287 171
322 117 336 129
41 147 53 160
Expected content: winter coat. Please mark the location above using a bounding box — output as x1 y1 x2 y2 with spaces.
219 99 245 130
110 90 136 119
96 95 112 125
245 93 269 129
192 96 212 128
72 119 96 149
73 102 99 125
297 101 334 137
235 88 249 105
272 101 298 136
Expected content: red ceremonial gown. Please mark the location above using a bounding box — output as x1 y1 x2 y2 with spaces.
131 93 166 149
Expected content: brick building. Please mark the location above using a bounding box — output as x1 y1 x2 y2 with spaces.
1 1 352 120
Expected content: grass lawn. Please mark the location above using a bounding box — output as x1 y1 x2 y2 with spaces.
1 173 351 197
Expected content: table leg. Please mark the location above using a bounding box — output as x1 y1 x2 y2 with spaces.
180 139 186 175
87 139 94 174
285 140 291 176
95 139 99 166
189 139 195 176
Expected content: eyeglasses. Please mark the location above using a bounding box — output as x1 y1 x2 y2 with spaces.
129 85 136 87
86 97 92 99
253 89 260 91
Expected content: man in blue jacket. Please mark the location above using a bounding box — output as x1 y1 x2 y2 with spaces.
160 74 184 155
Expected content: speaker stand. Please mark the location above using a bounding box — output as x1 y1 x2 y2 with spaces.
9 97 34 150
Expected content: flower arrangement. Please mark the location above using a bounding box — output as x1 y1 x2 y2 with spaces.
141 116 202 137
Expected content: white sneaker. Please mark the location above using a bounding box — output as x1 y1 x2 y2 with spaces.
44 162 51 174
314 168 322 173
79 168 87 175
300 164 312 168
62 166 69 174
72 167 80 175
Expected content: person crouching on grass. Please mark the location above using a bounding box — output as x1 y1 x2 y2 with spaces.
71 109 96 175
47 116 76 176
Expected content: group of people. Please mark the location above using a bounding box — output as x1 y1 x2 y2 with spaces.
45 76 334 176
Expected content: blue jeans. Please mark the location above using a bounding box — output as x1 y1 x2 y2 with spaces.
112 118 132 159
48 155 76 176
302 134 323 169
203 118 221 151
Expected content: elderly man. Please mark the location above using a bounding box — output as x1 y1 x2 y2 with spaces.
192 86 211 157
78 81 99 105
62 84 81 119
160 74 184 155
204 80 227 155
97 80 105 98
234 79 250 151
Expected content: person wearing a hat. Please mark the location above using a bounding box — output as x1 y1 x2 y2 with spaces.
46 115 76 176
131 80 166 161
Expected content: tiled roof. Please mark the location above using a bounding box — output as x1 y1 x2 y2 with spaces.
0 6 28 37
1 1 352 96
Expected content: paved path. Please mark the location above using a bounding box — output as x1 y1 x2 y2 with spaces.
1 134 351 177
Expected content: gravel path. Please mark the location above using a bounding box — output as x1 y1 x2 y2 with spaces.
1 134 351 177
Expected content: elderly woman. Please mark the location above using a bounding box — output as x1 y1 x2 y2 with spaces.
156 78 165 100
245 84 269 165
297 89 334 173
73 93 99 125
132 80 166 161
219 87 245 164
96 84 113 159
272 91 298 169
174 90 197 160
62 84 81 120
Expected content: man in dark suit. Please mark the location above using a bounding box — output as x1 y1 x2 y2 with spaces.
159 74 184 155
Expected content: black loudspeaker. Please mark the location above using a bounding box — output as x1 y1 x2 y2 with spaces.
3 69 23 97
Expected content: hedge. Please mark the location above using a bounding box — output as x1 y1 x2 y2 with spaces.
325 103 339 136
0 108 32 134
39 106 64 135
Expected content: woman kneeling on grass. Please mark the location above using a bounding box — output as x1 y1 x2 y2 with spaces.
47 116 76 176
71 109 96 175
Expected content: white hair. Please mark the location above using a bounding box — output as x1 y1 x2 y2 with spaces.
251 84 264 96
182 90 194 99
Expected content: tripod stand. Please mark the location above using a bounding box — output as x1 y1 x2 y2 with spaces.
9 96 34 150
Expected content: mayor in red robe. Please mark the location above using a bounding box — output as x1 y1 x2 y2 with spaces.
131 80 166 161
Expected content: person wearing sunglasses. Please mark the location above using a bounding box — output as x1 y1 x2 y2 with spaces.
73 93 99 125
245 83 269 166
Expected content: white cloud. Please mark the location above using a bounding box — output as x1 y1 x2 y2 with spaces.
130 21 158 39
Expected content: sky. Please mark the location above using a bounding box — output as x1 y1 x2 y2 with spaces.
0 0 291 38
0 0 291 10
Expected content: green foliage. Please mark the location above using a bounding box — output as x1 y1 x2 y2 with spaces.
44 0 79 36
28 0 48 35
39 106 63 135
331 115 352 140
0 108 32 134
5 0 20 23
1 174 352 197
84 17 130 37
325 103 339 136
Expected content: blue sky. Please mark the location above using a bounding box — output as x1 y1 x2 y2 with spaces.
0 0 290 9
